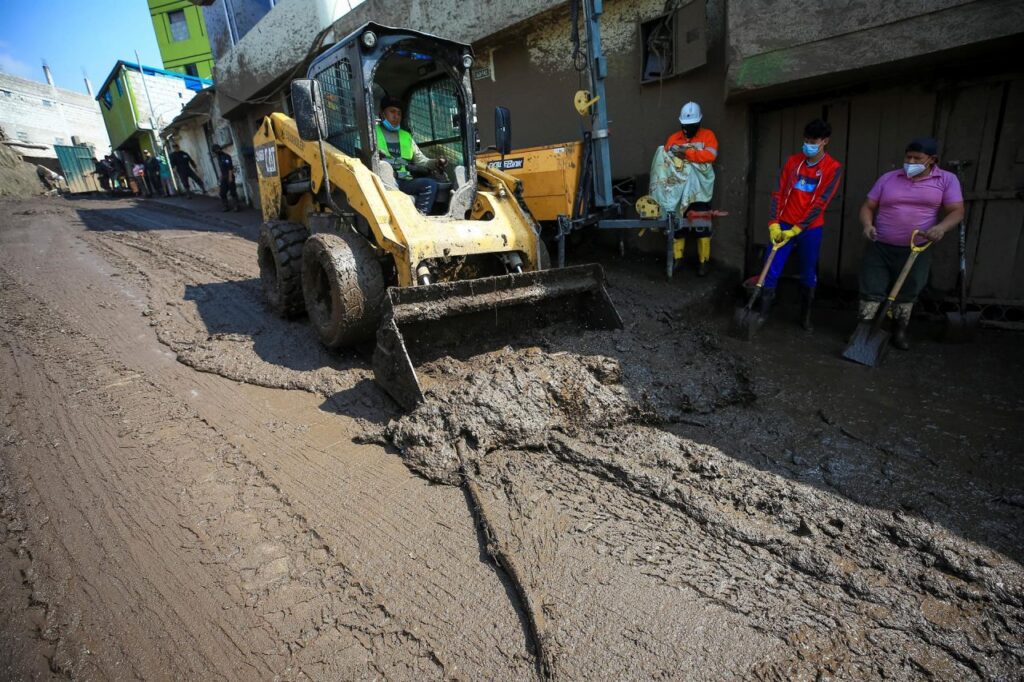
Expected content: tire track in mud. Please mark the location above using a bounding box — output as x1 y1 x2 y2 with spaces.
0 267 448 679
56 201 1024 678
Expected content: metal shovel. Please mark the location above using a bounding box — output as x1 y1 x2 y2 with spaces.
731 236 789 340
944 199 981 342
843 230 932 367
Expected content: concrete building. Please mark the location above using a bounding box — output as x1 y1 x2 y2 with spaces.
149 0 216 79
95 60 211 165
0 68 111 165
209 0 1024 309
192 0 279 62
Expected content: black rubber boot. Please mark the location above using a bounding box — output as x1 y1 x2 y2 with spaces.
756 288 776 327
892 319 910 350
799 286 815 332
697 260 709 277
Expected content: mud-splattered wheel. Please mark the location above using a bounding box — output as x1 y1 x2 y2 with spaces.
301 231 385 348
257 220 308 317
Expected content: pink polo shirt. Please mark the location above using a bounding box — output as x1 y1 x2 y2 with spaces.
867 167 963 246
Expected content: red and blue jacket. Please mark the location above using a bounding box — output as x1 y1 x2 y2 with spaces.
770 153 843 230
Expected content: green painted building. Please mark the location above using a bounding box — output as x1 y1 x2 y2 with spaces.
148 0 215 80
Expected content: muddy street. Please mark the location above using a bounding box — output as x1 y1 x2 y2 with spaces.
1 195 1022 680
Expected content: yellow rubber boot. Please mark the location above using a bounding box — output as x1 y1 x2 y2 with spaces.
673 238 685 260
697 237 711 276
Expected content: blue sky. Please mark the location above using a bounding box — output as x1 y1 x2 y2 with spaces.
0 2 163 96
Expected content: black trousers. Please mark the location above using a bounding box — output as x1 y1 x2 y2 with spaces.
398 177 439 214
219 176 239 205
858 240 933 304
175 166 205 192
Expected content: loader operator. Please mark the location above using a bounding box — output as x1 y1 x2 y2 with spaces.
376 95 447 214
652 101 719 276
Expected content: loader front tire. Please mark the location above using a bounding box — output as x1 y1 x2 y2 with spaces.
302 231 385 348
258 220 307 317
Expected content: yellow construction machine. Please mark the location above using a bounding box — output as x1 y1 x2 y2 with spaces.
252 23 622 408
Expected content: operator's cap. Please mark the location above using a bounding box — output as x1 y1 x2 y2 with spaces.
906 137 939 156
679 101 702 125
380 95 402 112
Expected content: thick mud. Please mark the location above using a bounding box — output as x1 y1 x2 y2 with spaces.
2 195 1022 679
381 279 1024 678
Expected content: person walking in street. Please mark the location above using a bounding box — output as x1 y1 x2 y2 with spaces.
213 144 241 211
649 101 719 276
170 143 206 197
158 152 175 197
142 150 161 197
132 160 149 197
757 118 843 331
856 137 964 350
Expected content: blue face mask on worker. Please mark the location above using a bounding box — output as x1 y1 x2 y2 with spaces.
381 118 401 132
904 162 927 177
802 142 820 158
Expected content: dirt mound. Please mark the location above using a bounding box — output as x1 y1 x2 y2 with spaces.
0 144 44 198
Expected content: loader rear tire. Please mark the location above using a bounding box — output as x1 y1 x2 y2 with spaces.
258 220 307 317
302 231 385 348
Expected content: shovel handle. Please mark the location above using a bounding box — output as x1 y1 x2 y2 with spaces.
752 237 791 289
884 230 930 304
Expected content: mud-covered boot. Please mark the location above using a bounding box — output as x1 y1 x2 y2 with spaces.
891 320 910 350
756 288 776 328
891 302 912 350
799 286 815 332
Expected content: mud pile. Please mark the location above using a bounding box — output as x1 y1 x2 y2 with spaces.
383 322 1024 678
0 144 44 198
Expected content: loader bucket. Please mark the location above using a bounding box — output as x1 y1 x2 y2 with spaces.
372 264 623 410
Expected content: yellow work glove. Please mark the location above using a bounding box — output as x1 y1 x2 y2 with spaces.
779 226 803 242
768 222 782 243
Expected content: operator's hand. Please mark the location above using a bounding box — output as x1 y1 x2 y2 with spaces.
778 226 802 242
863 224 877 240
922 225 947 242
768 222 782 243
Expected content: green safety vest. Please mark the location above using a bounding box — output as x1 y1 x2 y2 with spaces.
375 124 414 177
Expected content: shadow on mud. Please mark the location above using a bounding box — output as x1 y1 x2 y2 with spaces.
74 203 259 241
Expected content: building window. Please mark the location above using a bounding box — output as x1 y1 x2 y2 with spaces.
168 10 190 42
41 99 53 107
17 132 29 142
55 137 65 145
184 63 199 77
115 78 123 96
639 1 707 84
102 91 113 109
0 90 11 98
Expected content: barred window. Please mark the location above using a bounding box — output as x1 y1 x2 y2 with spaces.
406 77 463 167
315 58 361 156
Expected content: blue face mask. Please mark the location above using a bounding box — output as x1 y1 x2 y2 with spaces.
904 163 927 178
382 118 400 132
802 142 820 158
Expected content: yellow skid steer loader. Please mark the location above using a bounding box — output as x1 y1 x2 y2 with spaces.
253 23 621 409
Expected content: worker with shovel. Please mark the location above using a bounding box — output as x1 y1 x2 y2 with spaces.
856 137 964 350
756 118 843 331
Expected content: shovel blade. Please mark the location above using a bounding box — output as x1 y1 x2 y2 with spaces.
842 321 890 367
372 264 623 410
730 306 760 341
943 311 982 342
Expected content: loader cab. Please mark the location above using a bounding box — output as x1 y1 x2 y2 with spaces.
307 23 478 215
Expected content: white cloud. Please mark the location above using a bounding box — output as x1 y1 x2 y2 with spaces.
0 50 34 80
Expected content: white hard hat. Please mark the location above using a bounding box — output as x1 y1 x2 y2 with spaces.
679 101 702 125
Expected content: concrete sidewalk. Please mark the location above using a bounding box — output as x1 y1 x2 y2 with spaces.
148 192 262 230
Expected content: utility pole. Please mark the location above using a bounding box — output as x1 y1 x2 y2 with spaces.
134 50 160 155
